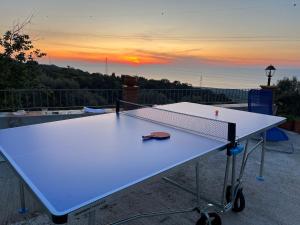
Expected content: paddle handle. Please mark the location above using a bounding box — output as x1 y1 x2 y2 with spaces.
142 135 153 141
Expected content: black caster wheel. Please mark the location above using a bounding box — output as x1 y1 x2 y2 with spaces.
226 185 245 212
196 212 222 225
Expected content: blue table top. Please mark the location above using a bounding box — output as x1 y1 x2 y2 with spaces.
0 111 227 216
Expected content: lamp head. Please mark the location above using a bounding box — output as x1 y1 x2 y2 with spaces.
265 65 276 77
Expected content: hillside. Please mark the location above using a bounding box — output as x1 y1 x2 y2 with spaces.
0 56 192 90
0 58 232 110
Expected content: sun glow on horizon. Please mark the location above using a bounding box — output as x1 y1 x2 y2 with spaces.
44 46 300 68
121 56 140 64
36 34 300 68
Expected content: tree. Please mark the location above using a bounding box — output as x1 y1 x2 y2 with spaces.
0 17 46 63
276 77 300 117
0 17 47 89
277 77 299 95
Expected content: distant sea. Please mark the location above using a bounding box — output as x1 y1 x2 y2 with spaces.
46 59 300 89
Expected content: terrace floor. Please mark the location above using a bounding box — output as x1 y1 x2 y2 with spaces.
0 130 299 225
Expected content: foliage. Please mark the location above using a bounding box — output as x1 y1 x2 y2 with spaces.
38 65 122 89
276 77 300 95
137 77 191 89
0 56 42 89
0 19 46 63
139 90 173 105
180 91 228 104
0 20 46 89
276 77 300 117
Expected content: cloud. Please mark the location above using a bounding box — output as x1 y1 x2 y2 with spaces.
49 49 172 66
47 46 300 68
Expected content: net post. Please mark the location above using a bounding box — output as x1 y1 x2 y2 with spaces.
227 122 236 156
116 99 120 114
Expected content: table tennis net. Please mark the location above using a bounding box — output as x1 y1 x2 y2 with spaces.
118 100 233 142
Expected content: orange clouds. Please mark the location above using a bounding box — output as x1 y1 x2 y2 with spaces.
119 54 171 65
35 30 300 69
47 49 172 66
121 56 141 64
45 45 300 68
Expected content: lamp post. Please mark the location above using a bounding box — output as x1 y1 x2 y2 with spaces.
265 65 276 86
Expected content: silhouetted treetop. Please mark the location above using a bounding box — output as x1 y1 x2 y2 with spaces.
0 18 46 63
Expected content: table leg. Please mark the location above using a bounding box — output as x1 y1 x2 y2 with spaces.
88 209 96 225
221 155 231 206
195 161 201 208
231 155 236 201
257 131 266 181
18 181 28 214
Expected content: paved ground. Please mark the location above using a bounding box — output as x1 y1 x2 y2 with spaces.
0 130 299 225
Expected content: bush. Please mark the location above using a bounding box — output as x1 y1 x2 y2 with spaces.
138 90 173 105
276 77 300 117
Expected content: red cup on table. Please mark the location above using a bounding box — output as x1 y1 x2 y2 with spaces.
215 110 219 117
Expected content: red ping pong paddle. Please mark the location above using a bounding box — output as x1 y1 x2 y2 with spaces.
142 132 170 141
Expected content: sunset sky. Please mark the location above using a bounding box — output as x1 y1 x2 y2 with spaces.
1 0 299 87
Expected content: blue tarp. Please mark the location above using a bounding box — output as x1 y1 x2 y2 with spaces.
83 107 106 114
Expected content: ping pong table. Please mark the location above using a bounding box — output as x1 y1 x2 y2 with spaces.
0 101 285 225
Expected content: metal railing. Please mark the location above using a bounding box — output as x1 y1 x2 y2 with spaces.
138 88 249 105
0 89 121 111
0 88 249 111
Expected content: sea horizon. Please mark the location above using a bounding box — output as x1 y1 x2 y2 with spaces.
42 59 300 89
